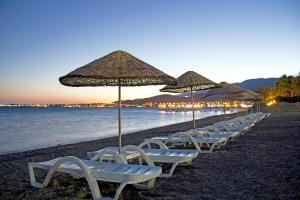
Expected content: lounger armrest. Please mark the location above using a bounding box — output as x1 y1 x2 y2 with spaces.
213 123 230 131
122 145 155 166
202 126 220 132
139 139 169 150
166 132 201 153
90 150 127 164
29 156 102 200
196 128 210 133
186 129 208 136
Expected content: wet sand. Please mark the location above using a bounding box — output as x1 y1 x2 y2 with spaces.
0 112 299 199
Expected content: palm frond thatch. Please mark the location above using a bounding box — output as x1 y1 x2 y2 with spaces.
203 82 246 97
59 50 176 87
160 71 219 93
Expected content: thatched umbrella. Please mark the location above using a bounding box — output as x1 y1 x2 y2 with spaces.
226 89 262 113
202 82 246 120
59 50 176 152
244 89 262 112
202 92 252 102
160 71 219 131
233 91 257 113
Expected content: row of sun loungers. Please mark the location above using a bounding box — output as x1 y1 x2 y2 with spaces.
28 112 270 200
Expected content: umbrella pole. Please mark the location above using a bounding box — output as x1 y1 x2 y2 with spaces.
191 87 196 132
118 85 122 154
256 101 258 113
223 103 226 121
223 95 226 121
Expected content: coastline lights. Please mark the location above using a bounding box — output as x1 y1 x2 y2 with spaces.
157 101 240 110
267 100 276 106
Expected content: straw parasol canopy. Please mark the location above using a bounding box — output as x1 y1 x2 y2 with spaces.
59 50 176 152
203 86 260 102
243 89 263 112
160 71 219 131
160 71 219 93
203 82 246 98
201 93 251 102
59 50 176 86
244 89 262 100
202 82 247 120
239 91 258 101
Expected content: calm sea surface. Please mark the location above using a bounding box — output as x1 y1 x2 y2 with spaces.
0 107 235 155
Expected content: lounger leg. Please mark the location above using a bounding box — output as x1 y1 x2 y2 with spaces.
199 142 214 151
222 139 229 146
209 142 220 152
114 182 127 200
159 160 181 178
182 160 192 165
133 177 156 190
146 143 152 149
148 178 156 188
205 143 211 149
28 163 44 188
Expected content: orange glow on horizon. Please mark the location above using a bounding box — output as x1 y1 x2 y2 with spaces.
0 85 164 104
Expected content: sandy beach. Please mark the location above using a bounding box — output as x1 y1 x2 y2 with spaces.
0 111 299 199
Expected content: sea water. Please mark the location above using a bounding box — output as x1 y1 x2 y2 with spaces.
0 107 235 155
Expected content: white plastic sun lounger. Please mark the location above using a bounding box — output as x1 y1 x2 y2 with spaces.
88 144 198 177
198 113 263 137
239 113 264 124
253 112 270 122
227 113 268 130
214 119 251 133
218 121 249 132
256 113 265 121
191 126 240 138
29 156 161 200
87 143 198 178
151 132 227 153
234 116 257 127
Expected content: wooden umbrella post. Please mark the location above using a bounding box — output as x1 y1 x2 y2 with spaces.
190 87 196 132
256 101 258 113
223 104 226 121
223 95 226 121
118 84 122 154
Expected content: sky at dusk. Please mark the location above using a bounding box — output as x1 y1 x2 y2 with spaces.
0 0 299 104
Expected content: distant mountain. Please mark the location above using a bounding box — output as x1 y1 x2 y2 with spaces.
233 78 278 91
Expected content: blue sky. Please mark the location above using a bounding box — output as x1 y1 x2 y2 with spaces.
0 0 299 103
